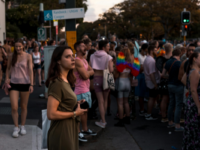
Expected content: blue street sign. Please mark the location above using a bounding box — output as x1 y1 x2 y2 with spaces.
44 8 84 21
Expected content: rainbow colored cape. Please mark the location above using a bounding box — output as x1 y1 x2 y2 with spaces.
116 52 140 77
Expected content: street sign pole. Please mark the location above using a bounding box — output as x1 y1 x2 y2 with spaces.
49 21 52 40
65 0 77 54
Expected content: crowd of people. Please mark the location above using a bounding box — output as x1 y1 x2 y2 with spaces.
1 34 200 150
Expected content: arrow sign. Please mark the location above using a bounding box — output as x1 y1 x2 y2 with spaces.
44 8 85 21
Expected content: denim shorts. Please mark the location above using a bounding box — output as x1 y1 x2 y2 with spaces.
76 92 92 108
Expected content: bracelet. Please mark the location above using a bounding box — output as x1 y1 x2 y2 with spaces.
73 111 76 119
30 85 34 86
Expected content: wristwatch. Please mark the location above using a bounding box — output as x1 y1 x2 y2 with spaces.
73 111 76 119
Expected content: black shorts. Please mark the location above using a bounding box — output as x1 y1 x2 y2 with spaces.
148 88 159 98
34 64 41 70
9 83 30 92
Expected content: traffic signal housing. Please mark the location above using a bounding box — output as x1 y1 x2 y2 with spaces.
181 11 191 24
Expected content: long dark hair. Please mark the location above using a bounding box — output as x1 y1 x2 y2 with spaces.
86 49 96 63
186 52 199 75
12 39 24 67
45 46 76 88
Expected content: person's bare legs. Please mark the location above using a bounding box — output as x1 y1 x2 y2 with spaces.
107 93 111 115
42 69 44 81
37 69 41 86
123 97 130 117
10 90 20 127
20 92 30 126
117 98 124 119
161 95 169 118
81 112 88 131
33 70 36 85
103 90 110 113
138 97 144 111
96 92 106 123
147 97 156 115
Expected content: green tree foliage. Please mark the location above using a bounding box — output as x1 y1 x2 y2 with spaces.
78 0 200 40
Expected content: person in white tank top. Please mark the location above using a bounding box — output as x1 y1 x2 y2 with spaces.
31 44 42 86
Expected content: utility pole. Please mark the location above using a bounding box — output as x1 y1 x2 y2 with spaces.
49 21 51 40
65 0 76 52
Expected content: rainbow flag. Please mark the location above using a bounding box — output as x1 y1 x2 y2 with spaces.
157 48 165 57
116 52 140 77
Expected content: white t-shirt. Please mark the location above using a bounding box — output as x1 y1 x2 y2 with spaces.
138 53 146 65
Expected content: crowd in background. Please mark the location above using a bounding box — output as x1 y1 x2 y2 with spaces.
1 34 200 150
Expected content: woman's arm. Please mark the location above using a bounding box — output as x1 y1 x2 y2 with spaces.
39 52 41 64
190 70 200 115
5 53 12 83
109 60 114 73
161 68 168 79
181 73 187 86
28 54 34 86
1 48 7 57
47 96 87 120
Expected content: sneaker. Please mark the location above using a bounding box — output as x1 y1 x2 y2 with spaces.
100 120 107 125
95 121 106 128
175 126 184 132
161 118 169 123
81 129 97 136
78 133 88 142
39 94 45 98
145 114 158 120
20 126 26 135
139 111 146 116
12 127 20 138
167 123 175 128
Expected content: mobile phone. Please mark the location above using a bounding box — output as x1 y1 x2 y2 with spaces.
73 101 89 111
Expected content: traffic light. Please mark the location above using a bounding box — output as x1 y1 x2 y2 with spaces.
184 25 188 30
181 11 191 24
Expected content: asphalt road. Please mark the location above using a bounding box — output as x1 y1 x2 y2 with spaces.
0 85 183 150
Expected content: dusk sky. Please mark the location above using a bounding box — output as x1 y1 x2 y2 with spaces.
84 0 124 22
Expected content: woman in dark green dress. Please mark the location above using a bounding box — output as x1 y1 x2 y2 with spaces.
46 46 87 150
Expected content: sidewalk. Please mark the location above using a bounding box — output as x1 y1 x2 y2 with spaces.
0 86 141 150
0 125 42 150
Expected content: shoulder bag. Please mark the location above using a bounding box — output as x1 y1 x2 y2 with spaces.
103 55 115 91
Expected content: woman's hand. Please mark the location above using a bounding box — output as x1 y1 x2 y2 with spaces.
77 99 85 104
29 86 34 93
5 79 10 84
75 103 87 116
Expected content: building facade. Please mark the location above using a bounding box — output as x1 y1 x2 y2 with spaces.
0 0 5 43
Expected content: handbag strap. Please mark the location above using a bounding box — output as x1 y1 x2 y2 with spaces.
106 54 110 70
168 60 177 74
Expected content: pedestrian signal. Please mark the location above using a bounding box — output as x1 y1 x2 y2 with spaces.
181 11 191 24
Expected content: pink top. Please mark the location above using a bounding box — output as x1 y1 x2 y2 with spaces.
10 55 30 84
74 57 90 95
90 50 112 70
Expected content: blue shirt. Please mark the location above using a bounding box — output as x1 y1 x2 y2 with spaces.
165 57 183 86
